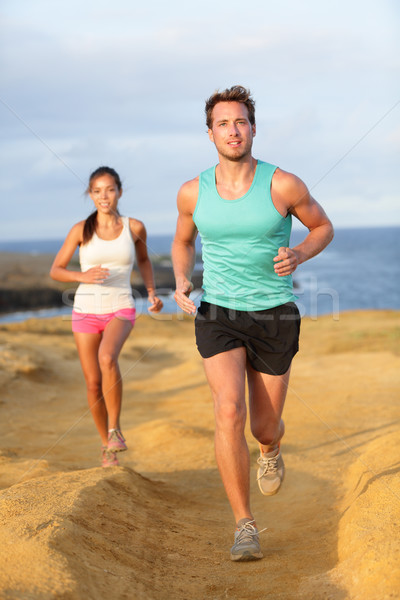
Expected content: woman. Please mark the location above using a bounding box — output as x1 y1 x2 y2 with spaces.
50 166 163 466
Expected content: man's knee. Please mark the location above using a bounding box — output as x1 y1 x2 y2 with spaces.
251 418 284 446
214 395 246 431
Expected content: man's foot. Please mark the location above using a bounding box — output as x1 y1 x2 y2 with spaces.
107 429 128 452
102 447 119 468
230 518 263 562
257 447 285 496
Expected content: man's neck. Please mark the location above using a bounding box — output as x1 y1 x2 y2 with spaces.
215 156 257 200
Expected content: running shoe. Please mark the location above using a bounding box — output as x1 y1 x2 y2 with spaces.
257 447 285 496
107 429 127 452
230 518 263 562
102 447 119 468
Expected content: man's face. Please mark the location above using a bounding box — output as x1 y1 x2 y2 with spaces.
208 101 256 162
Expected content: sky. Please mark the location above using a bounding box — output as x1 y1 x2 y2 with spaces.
1 0 399 240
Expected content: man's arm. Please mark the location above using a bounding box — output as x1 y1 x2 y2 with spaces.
172 178 199 314
271 169 334 277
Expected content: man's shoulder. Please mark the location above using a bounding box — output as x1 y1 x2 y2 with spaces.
271 167 310 209
272 167 305 191
176 176 200 215
178 175 200 199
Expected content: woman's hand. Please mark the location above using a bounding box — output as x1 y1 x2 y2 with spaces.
80 265 110 284
148 292 164 313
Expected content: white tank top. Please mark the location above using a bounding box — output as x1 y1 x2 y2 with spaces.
73 216 135 314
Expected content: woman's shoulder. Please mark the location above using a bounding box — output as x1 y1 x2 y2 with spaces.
126 217 146 242
72 219 86 231
127 217 145 231
66 220 85 242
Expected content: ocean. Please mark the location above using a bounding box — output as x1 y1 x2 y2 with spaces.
0 226 399 323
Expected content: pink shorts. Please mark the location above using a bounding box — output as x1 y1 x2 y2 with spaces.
72 308 136 334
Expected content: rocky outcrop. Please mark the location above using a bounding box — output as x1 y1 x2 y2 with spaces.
0 254 203 314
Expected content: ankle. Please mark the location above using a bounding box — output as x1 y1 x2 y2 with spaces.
260 443 279 456
236 516 255 528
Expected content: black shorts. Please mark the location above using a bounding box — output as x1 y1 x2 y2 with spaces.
194 301 301 375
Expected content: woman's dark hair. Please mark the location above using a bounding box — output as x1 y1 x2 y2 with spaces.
82 166 122 245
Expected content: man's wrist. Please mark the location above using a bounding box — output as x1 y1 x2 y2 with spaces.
176 275 190 288
292 246 304 265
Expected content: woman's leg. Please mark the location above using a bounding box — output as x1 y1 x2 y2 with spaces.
73 331 109 446
98 317 133 431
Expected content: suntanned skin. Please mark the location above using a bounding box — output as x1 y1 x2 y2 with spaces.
50 174 163 446
172 101 333 524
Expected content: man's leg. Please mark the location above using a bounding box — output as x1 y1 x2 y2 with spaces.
247 363 290 449
247 363 291 495
202 346 253 524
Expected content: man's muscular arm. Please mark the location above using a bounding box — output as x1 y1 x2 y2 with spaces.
272 169 334 277
172 178 199 314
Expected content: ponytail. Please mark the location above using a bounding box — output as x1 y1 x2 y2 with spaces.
82 210 98 245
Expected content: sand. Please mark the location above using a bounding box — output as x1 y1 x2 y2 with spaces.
0 310 399 599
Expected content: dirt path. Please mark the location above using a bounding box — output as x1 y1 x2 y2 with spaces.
0 312 399 599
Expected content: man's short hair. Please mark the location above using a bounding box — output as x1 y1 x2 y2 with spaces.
205 85 256 129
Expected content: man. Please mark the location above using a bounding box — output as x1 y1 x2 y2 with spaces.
172 85 333 562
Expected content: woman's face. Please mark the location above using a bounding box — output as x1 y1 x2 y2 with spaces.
89 174 122 215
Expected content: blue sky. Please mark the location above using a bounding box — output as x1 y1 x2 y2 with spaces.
1 0 399 240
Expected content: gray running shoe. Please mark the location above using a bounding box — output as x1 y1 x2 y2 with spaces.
230 518 263 562
257 448 285 496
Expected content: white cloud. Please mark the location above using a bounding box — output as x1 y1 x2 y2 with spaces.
0 0 399 239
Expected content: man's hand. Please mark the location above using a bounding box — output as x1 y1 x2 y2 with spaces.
174 279 196 314
273 247 299 277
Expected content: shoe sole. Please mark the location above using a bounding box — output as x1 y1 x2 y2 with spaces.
257 477 284 496
230 551 263 561
107 445 128 452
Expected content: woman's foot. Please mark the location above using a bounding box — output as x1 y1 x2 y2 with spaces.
107 428 128 452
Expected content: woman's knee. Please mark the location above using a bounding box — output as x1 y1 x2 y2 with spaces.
86 378 102 396
98 350 118 372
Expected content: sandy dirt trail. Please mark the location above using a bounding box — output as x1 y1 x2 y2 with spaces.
0 311 399 599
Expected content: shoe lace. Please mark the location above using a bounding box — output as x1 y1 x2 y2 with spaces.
236 520 267 542
256 453 280 480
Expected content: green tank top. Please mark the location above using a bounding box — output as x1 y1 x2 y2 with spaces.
193 160 296 311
